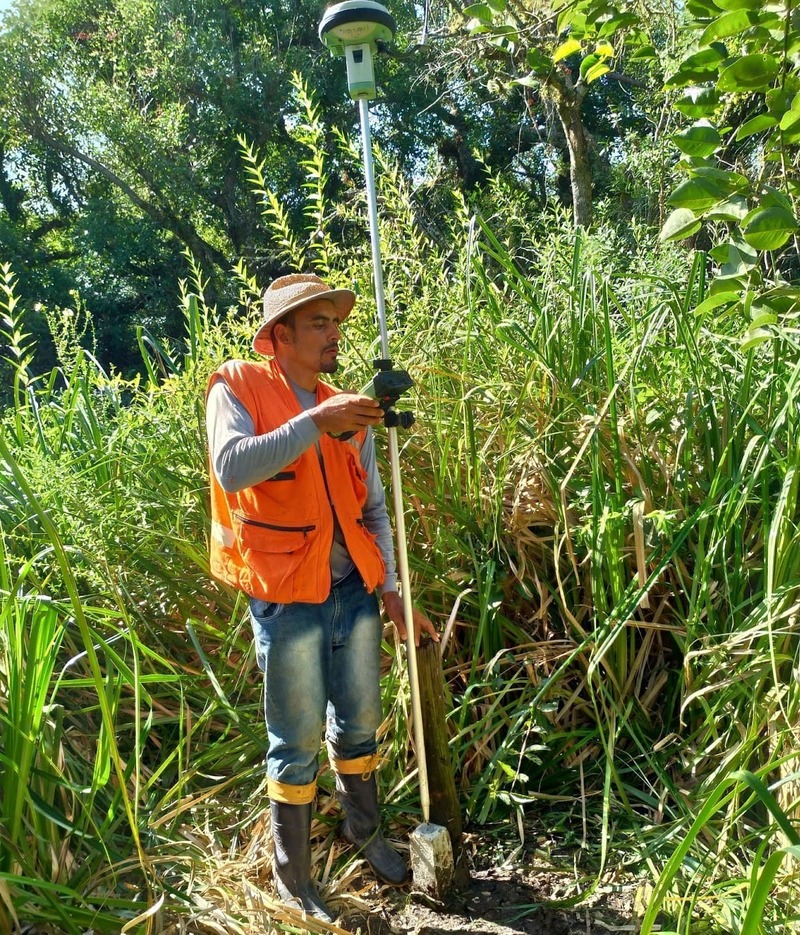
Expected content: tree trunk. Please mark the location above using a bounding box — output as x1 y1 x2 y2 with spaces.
549 76 593 228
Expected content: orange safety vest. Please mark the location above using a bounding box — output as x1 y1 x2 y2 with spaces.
206 358 386 603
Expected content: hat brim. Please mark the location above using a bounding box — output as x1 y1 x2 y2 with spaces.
252 287 356 356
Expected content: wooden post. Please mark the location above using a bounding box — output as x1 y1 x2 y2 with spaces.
416 635 469 883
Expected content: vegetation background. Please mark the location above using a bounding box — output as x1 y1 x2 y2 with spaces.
1 0 799 933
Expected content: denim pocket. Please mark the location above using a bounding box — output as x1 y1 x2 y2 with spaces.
250 597 286 621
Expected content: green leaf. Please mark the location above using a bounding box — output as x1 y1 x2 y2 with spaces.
527 47 553 73
742 206 797 250
735 114 778 139
779 107 800 132
631 44 657 59
668 177 731 212
706 194 749 221
580 54 600 79
464 3 496 22
595 41 614 56
749 308 778 328
673 86 720 118
717 54 780 92
486 0 507 10
761 186 793 211
673 123 722 157
585 61 611 83
690 166 749 191
660 208 702 241
665 45 727 86
713 0 762 10
740 327 773 349
687 0 721 16
554 38 582 62
693 291 740 316
700 9 758 43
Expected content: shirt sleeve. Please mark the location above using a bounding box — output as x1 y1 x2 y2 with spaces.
206 380 322 493
359 428 398 594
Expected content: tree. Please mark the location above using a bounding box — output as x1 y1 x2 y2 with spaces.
458 0 659 226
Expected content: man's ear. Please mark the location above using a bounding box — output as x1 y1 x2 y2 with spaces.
272 322 291 345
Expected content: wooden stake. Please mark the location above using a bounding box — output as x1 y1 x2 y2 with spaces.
415 635 469 883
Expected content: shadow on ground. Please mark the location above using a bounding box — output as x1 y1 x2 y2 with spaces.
338 865 636 935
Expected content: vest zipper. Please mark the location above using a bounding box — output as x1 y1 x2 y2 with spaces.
234 513 315 535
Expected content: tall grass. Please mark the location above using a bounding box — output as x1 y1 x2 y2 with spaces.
0 83 799 934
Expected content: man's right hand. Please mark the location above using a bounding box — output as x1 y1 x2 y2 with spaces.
309 393 384 436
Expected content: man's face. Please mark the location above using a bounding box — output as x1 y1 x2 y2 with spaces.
273 298 342 376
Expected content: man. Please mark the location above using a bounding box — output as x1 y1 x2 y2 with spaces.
205 273 438 922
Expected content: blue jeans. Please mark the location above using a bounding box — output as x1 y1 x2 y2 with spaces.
249 570 383 787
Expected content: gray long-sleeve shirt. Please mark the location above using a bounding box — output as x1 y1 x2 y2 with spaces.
206 377 397 594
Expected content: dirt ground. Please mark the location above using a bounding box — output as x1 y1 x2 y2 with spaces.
337 866 639 935
331 826 643 935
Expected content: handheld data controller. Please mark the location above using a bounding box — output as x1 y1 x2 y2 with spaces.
332 362 414 441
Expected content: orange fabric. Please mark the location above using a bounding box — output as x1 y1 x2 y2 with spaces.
267 778 317 804
207 358 385 604
329 752 383 779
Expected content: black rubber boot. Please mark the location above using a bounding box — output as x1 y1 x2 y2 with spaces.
335 772 409 885
270 800 335 923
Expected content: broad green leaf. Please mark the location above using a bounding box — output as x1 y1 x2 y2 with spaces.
464 3 496 22
489 23 519 49
761 186 793 211
665 45 727 86
717 54 780 92
779 107 800 132
668 177 731 212
554 38 582 61
707 195 749 221
580 54 600 79
595 41 614 56
486 0 507 10
700 9 758 43
631 44 657 59
660 208 703 241
674 86 720 117
713 0 762 10
599 11 639 34
690 166 749 189
742 206 797 250
711 241 758 276
687 0 721 16
749 309 778 328
761 285 800 313
766 79 800 116
735 114 778 139
673 123 722 157
527 47 553 73
709 273 747 292
740 327 773 349
585 61 611 83
692 291 740 316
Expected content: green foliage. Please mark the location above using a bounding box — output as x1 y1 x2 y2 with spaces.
660 0 800 347
1 68 799 935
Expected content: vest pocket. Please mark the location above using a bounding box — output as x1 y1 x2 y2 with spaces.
233 514 315 553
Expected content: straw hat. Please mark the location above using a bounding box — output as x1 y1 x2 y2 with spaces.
253 273 356 356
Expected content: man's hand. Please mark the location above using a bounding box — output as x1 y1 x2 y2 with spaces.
309 393 383 435
382 591 439 647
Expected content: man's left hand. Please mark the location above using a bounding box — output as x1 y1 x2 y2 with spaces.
381 591 439 647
